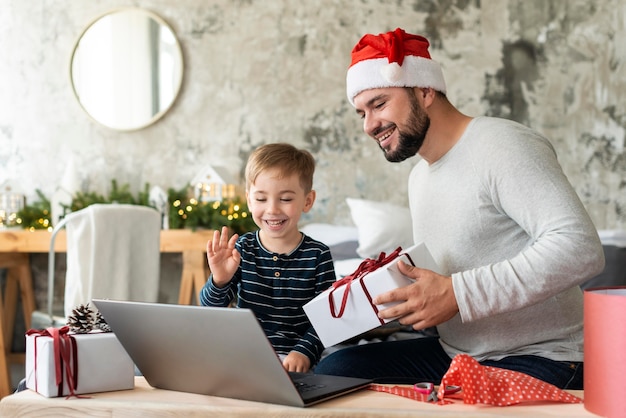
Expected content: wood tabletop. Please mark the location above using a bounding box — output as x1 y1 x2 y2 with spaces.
0 229 214 253
0 377 594 418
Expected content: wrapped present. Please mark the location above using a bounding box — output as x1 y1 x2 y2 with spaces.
25 326 134 397
303 243 440 347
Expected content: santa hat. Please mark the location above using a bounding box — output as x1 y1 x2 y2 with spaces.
346 28 446 106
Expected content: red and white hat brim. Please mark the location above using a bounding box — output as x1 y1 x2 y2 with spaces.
346 55 446 106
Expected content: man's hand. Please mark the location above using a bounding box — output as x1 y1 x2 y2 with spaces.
206 226 240 287
282 351 311 373
373 260 459 330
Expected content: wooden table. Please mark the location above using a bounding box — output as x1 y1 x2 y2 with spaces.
0 228 214 304
0 229 213 398
0 377 595 417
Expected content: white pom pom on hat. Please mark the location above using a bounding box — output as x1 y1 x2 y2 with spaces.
346 28 446 106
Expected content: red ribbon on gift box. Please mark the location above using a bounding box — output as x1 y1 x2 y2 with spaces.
26 326 86 399
328 247 406 320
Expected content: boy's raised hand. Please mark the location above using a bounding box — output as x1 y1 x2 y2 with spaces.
206 226 240 287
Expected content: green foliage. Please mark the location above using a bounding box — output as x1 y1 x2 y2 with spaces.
65 180 151 212
15 189 52 230
167 186 257 234
16 181 257 234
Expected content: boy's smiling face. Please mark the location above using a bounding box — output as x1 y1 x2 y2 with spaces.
246 169 315 253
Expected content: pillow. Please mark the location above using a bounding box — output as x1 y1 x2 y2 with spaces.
299 222 359 246
346 198 413 259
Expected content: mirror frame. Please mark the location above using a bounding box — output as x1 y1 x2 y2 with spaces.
70 8 184 132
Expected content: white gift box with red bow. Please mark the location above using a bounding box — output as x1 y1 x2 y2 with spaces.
25 328 134 397
304 243 441 348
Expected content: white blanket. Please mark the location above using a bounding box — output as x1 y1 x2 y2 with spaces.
63 204 161 317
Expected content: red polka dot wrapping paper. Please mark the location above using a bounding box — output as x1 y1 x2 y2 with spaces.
439 354 582 406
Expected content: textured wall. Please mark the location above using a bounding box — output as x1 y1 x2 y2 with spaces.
1 0 625 229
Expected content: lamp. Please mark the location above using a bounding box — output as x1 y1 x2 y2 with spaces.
0 187 25 229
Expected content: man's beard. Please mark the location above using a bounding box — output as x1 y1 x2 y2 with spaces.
381 91 430 163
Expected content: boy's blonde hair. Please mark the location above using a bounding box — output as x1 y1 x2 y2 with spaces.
245 143 315 193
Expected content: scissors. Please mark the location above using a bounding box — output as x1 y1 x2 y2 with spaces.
414 382 461 402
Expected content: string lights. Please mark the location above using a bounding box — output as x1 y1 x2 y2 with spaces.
15 182 257 234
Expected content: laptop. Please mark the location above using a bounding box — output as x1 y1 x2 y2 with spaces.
92 299 372 407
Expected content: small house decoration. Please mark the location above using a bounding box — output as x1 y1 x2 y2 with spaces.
191 165 242 203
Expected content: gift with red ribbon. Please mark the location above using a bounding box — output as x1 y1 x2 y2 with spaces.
304 242 441 347
25 327 135 397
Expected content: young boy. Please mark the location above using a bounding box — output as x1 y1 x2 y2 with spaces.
199 143 336 372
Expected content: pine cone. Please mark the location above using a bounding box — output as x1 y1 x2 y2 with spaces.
66 303 95 333
95 310 112 332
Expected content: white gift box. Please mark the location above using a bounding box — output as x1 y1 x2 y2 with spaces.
303 243 441 347
25 330 134 397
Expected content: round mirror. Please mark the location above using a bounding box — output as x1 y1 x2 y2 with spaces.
70 8 184 131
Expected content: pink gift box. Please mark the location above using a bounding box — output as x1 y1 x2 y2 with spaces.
304 243 441 347
25 328 134 397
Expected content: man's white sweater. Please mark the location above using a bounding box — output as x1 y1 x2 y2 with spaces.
409 116 605 362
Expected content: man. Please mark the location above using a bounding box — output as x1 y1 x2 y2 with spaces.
314 28 605 389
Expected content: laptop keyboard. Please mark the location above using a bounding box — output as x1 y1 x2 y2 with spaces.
289 372 327 394
293 380 327 394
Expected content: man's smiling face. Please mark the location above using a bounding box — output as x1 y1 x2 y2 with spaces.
354 87 430 162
